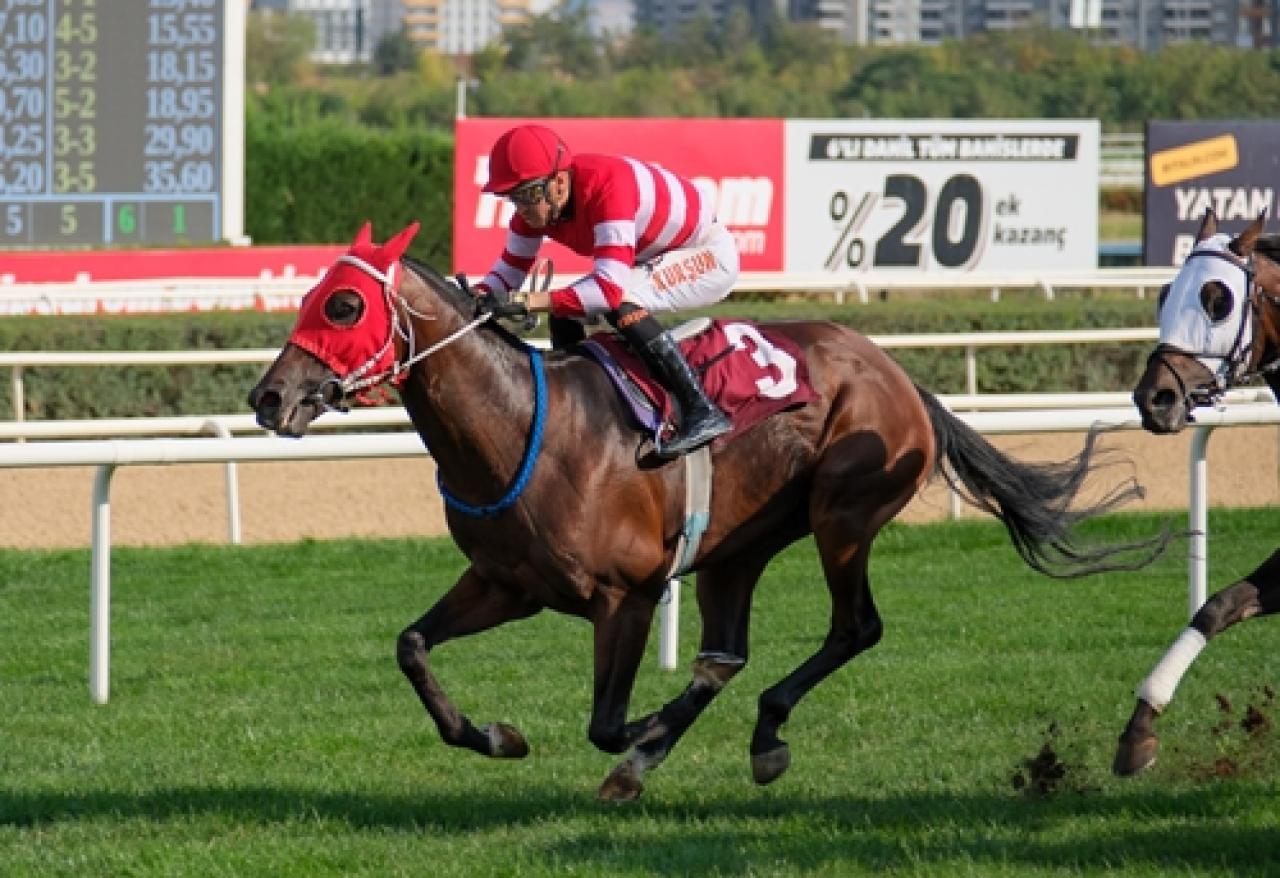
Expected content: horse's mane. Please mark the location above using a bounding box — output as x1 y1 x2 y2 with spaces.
401 256 475 313
1255 234 1280 264
401 256 530 351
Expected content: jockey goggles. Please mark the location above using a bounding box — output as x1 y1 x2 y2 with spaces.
503 144 565 207
505 176 552 207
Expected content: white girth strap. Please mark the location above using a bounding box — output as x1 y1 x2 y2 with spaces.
666 445 713 580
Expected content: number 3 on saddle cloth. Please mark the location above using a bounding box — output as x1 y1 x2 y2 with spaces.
580 318 818 451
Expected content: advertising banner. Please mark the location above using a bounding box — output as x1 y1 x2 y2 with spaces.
784 119 1100 273
1145 121 1280 266
453 118 785 275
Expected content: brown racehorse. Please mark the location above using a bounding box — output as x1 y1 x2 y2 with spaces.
249 223 1167 801
1117 209 1280 776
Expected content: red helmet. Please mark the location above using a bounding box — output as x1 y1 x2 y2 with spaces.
483 124 571 194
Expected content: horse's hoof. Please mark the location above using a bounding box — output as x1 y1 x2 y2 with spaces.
481 722 529 758
1112 736 1158 777
598 761 644 803
752 745 791 785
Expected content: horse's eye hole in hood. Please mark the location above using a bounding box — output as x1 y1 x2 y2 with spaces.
324 291 364 326
1200 281 1235 324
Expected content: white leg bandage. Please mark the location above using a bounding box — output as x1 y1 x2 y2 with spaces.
1135 627 1208 711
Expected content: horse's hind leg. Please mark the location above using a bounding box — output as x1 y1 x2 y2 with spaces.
751 517 884 786
598 553 769 802
1114 548 1280 776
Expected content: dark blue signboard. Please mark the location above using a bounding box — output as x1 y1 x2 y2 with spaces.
1145 121 1280 266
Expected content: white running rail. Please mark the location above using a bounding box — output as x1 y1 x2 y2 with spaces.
1 402 1278 704
0 327 1165 424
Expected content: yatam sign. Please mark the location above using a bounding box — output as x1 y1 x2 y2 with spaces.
1145 121 1280 266
452 118 785 275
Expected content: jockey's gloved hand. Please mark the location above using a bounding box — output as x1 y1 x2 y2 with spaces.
478 289 530 321
473 290 527 325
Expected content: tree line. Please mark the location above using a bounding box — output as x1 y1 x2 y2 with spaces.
247 7 1280 133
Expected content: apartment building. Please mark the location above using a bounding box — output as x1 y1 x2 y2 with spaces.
774 0 1277 48
253 0 535 60
403 0 535 55
256 0 1277 57
860 0 1277 48
252 0 405 62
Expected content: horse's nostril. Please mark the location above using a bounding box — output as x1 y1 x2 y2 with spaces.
1151 388 1176 411
253 389 282 417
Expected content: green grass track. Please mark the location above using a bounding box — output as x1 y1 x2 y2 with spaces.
1 510 1277 876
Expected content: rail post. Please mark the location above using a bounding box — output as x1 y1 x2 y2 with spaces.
90 464 117 705
659 579 680 671
11 365 23 438
202 419 241 544
1188 426 1214 617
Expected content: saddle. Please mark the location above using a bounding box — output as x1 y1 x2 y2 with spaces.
574 317 816 578
578 317 817 449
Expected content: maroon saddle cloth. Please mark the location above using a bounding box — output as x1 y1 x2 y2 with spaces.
579 318 818 446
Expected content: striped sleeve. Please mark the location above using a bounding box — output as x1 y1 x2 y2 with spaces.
550 169 639 318
476 217 542 297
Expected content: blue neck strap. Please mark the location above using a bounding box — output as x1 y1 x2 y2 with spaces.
437 346 546 518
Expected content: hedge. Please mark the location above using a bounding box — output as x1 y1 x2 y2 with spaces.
0 294 1164 421
244 116 454 265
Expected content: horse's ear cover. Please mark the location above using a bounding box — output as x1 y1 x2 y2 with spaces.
287 221 421 384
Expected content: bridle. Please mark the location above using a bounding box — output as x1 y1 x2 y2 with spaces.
1147 245 1280 410
308 255 491 411
305 254 548 519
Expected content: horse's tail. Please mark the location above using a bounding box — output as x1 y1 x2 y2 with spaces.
916 385 1172 578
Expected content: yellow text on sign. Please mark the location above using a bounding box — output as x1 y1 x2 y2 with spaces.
1150 135 1239 187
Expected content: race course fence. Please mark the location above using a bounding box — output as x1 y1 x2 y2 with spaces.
2 401 1276 705
0 327 1167 426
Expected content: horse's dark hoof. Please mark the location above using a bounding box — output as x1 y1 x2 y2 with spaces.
598 761 644 802
1113 736 1158 777
752 744 791 785
481 722 529 758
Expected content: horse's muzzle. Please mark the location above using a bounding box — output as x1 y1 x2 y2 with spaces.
1131 385 1189 434
248 384 287 433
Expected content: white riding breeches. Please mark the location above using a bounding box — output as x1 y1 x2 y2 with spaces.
624 222 739 313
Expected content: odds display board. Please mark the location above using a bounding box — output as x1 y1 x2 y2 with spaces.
1145 121 1280 266
785 119 1099 273
453 118 1100 277
0 0 244 248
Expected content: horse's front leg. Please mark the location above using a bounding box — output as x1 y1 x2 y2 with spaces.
579 585 661 801
397 567 541 759
1114 548 1280 776
598 556 767 802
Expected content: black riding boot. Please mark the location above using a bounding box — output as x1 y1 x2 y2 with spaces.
609 303 731 458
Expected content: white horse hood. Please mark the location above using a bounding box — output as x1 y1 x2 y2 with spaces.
1158 233 1252 382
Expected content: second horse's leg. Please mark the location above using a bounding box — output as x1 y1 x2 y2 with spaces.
397 567 542 758
1114 548 1280 776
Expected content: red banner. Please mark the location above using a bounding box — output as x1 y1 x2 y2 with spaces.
0 244 345 284
453 117 786 275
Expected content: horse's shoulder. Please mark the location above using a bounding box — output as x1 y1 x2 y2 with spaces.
542 346 618 388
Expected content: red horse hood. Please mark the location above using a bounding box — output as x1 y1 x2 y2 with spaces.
288 221 419 384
